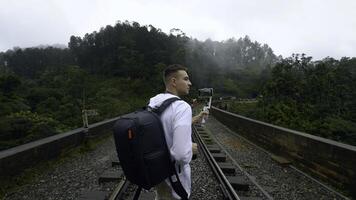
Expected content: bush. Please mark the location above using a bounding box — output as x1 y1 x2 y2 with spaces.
0 111 62 150
316 117 356 145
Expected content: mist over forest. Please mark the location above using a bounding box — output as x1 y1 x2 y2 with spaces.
0 21 355 150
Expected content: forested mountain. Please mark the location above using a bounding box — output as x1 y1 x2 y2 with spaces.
185 37 277 97
67 21 277 96
0 21 277 150
1 20 354 149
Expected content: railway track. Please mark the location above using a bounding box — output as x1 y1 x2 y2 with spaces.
105 122 274 200
3 111 353 200
107 179 156 200
106 177 128 200
78 157 156 200
105 118 350 200
95 122 274 200
98 123 246 200
204 116 350 200
192 123 270 200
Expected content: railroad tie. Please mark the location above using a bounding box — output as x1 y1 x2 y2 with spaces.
199 130 208 133
226 176 250 191
196 127 205 132
208 147 221 153
77 190 108 200
203 138 213 143
211 153 227 162
194 124 202 128
238 197 263 200
98 170 124 184
270 154 291 167
134 190 156 200
206 144 219 149
217 162 236 175
201 135 210 139
198 132 209 136
111 160 120 167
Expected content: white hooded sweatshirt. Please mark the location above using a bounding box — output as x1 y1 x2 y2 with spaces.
148 93 192 199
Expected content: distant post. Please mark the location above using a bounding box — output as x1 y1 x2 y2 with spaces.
82 109 98 128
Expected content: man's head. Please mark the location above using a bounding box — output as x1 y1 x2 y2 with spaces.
163 64 192 96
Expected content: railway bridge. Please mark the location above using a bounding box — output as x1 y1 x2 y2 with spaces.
0 107 355 200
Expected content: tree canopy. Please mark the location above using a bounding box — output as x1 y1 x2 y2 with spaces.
1 20 354 149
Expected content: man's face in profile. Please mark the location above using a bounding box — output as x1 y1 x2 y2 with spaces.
175 70 192 96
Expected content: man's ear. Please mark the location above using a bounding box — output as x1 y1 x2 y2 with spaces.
172 77 177 87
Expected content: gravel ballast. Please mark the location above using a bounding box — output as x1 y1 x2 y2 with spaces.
4 132 224 200
4 135 119 200
205 116 349 200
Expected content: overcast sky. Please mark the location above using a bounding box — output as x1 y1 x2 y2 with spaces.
1 0 355 60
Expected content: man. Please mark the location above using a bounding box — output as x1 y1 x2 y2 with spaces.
148 64 207 200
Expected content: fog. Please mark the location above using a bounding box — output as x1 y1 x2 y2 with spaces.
1 0 356 60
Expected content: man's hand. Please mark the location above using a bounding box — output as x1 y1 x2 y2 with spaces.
192 143 198 160
192 143 198 155
192 110 209 124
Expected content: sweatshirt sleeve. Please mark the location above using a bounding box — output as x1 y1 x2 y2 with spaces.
170 102 193 166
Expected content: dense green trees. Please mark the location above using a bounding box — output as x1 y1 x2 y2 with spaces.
185 36 277 97
258 54 356 145
68 22 179 78
0 20 354 149
227 55 356 146
0 67 148 150
67 21 276 96
2 47 75 78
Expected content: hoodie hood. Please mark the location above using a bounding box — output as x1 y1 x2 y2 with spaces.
148 93 180 109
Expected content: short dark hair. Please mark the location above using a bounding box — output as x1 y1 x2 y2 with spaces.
163 64 188 84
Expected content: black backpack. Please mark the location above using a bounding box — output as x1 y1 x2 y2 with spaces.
113 97 188 200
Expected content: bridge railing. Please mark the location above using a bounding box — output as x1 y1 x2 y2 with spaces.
211 106 356 197
2 107 355 197
0 116 120 178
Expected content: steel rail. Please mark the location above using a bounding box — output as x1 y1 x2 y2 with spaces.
215 120 350 200
192 125 241 200
109 177 130 200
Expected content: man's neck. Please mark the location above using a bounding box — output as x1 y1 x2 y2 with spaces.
165 88 179 96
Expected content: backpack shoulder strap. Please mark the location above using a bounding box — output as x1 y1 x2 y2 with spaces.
169 169 189 200
152 96 189 199
154 97 181 115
